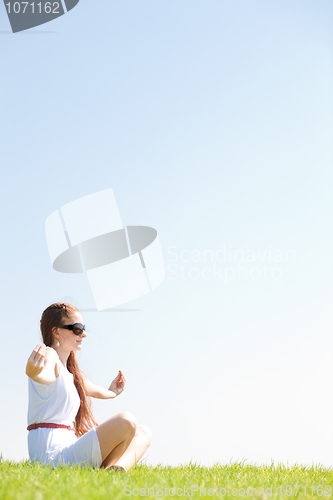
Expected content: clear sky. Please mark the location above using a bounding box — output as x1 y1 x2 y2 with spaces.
0 0 332 466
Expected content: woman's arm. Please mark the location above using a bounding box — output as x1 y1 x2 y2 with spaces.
81 371 126 399
81 374 116 399
25 344 57 385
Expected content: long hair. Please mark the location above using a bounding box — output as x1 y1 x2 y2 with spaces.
40 302 98 437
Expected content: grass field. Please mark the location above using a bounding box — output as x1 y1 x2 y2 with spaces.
1 458 333 499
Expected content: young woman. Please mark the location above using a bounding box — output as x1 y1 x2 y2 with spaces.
26 302 152 471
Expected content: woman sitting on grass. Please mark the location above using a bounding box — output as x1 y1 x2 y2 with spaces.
25 302 152 471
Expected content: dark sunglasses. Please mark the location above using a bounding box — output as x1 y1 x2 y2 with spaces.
59 323 86 336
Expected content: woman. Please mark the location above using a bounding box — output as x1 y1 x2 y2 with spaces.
26 302 152 471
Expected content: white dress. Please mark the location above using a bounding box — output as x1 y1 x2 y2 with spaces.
27 347 102 468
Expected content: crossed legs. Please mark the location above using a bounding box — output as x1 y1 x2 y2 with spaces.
96 411 152 470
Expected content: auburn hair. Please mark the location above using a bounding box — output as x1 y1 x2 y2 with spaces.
40 302 98 437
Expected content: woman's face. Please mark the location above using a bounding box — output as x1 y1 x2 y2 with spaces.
53 310 86 352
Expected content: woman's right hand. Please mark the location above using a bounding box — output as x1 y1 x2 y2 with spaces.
26 343 46 379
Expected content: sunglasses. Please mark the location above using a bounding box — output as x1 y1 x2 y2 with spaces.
59 323 86 336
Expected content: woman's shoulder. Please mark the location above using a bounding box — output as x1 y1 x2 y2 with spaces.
45 347 59 355
45 346 57 353
44 347 59 361
45 347 61 373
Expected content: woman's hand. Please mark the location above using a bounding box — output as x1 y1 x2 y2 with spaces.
108 370 126 396
26 344 46 379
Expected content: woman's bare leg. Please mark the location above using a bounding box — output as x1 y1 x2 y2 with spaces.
113 424 152 470
96 411 137 468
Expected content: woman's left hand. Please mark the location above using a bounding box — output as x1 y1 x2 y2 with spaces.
108 370 126 396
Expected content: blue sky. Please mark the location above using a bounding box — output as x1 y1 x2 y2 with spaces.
0 0 332 466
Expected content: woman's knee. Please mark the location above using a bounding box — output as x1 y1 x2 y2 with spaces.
138 424 152 446
116 411 137 437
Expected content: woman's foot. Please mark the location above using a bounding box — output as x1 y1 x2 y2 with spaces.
108 465 127 473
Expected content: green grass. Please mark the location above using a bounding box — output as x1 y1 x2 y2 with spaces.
1 457 333 499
